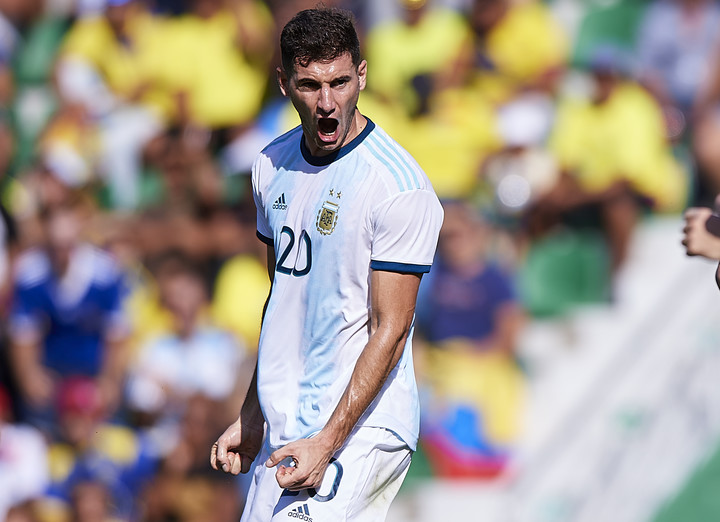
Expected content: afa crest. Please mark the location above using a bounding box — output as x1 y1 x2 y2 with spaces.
316 200 339 235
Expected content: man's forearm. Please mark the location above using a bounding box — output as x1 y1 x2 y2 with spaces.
317 323 409 453
10 339 52 403
100 338 128 386
314 271 420 453
265 270 421 490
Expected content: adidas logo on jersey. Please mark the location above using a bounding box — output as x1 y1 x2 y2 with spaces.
273 193 288 210
287 504 312 521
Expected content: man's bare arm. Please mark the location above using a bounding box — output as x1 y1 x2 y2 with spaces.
267 269 421 490
9 336 53 407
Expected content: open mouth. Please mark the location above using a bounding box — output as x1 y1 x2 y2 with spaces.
317 118 339 141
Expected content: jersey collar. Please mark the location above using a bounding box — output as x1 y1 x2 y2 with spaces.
300 117 375 167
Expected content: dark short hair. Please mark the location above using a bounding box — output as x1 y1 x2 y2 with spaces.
280 7 361 75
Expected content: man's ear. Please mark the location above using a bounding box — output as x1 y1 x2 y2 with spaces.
277 67 289 97
357 60 367 91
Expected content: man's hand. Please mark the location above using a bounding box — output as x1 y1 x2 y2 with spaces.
210 415 265 475
682 207 720 260
265 433 336 491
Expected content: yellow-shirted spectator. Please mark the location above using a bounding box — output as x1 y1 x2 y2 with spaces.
211 254 270 351
465 0 569 102
550 77 687 213
164 0 274 129
59 0 174 120
365 0 471 115
56 0 168 209
122 270 173 354
537 51 687 270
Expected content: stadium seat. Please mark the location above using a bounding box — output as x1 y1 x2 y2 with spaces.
572 0 649 68
518 229 612 317
652 439 720 522
10 16 69 172
13 16 70 85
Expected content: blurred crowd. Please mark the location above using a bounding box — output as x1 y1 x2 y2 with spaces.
0 0 718 519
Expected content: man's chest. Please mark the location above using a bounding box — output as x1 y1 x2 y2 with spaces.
262 166 376 278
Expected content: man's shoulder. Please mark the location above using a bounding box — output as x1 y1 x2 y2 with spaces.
259 125 303 160
252 126 303 189
14 248 51 289
68 244 124 290
252 126 302 199
360 123 434 197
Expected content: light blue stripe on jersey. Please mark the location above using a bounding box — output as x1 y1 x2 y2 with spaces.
373 133 420 189
371 132 415 190
363 138 407 192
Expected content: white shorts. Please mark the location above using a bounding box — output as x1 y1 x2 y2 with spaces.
240 427 412 522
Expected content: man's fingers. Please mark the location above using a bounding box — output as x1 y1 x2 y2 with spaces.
213 440 232 472
276 466 312 491
684 207 702 220
684 206 712 219
212 448 249 475
210 441 230 472
217 444 230 473
267 446 294 468
683 238 699 255
276 472 300 490
684 207 713 225
229 453 243 475
276 467 322 491
210 442 219 470
684 215 702 227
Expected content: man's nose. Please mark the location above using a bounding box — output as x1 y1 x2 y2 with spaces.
317 85 335 115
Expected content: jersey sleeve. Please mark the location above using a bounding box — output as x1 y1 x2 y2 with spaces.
251 155 273 245
370 190 444 273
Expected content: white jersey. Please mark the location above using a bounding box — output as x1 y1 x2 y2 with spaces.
252 119 443 451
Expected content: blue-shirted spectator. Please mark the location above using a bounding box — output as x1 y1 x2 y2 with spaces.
416 201 525 478
8 198 130 433
417 200 524 353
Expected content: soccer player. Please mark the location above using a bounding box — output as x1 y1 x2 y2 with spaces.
210 7 444 521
